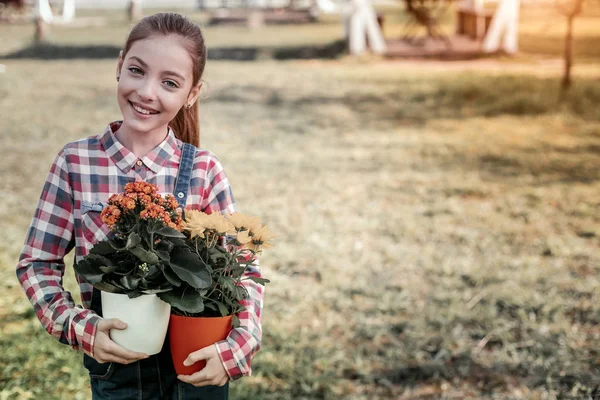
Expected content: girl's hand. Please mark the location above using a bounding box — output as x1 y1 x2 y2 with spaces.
177 344 230 387
93 318 149 364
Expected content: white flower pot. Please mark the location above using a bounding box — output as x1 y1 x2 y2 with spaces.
101 292 171 355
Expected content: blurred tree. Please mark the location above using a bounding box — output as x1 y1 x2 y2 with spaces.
403 0 453 46
0 0 26 13
128 0 142 22
557 0 584 93
34 14 48 42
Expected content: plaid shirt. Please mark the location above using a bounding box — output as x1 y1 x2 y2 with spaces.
16 122 264 380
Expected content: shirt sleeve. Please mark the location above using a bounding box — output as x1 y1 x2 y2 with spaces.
200 152 236 215
16 149 100 357
202 153 265 380
215 258 264 380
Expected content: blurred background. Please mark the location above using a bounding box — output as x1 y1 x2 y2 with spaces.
0 0 599 399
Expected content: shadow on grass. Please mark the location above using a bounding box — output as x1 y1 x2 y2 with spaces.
0 316 89 399
378 353 520 389
377 354 600 397
0 40 347 61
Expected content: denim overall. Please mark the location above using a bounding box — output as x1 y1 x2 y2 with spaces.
83 143 229 400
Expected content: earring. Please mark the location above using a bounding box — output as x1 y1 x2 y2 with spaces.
116 76 120 82
186 104 193 109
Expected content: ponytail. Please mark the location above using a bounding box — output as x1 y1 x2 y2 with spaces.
170 103 200 147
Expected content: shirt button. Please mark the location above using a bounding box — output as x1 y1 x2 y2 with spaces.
136 160 143 166
177 192 185 199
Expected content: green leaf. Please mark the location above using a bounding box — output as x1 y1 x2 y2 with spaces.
215 301 229 317
127 289 143 299
124 233 142 250
156 250 171 262
221 295 236 308
92 280 124 293
155 226 186 238
107 236 126 250
218 276 235 293
232 315 240 328
158 263 182 287
104 233 141 251
73 254 113 284
129 246 160 264
158 286 205 313
86 253 114 266
74 259 104 283
209 252 228 262
155 239 174 260
99 265 117 274
157 239 174 250
144 263 160 278
113 260 135 275
141 286 173 294
89 240 116 256
234 285 249 300
119 274 141 290
246 276 270 285
169 247 212 289
139 226 152 249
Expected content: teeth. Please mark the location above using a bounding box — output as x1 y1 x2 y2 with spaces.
132 103 154 115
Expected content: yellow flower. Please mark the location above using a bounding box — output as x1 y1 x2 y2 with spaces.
206 212 235 235
183 210 209 238
245 225 275 252
236 230 252 245
226 213 262 232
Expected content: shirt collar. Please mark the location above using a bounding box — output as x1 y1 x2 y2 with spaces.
101 121 178 174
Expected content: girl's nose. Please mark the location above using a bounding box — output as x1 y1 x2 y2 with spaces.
136 79 158 102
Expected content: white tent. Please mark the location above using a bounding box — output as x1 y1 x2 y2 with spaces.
316 0 386 55
36 0 76 23
482 0 520 53
458 0 520 53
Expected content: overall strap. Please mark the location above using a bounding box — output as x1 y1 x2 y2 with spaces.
173 143 196 212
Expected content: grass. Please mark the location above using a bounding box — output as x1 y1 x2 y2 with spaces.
1 4 600 400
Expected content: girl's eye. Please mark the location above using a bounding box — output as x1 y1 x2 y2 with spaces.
128 67 143 75
164 80 179 88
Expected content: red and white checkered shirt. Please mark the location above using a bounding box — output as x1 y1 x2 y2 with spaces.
16 122 264 380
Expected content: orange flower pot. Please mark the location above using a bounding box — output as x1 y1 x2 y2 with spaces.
169 314 233 375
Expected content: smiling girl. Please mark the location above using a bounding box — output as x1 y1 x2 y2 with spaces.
16 13 264 399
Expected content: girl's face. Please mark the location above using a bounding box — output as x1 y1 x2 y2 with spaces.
116 35 201 138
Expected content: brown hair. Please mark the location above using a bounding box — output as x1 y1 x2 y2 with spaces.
122 13 206 147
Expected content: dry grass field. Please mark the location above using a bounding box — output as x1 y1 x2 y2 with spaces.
1 4 599 399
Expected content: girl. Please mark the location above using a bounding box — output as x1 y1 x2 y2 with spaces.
16 13 264 399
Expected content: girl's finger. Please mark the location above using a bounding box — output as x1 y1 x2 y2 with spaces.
178 369 208 385
218 377 229 387
108 356 132 365
105 342 148 361
96 353 131 365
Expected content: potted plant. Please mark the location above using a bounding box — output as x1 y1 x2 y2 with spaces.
157 210 274 375
73 182 205 355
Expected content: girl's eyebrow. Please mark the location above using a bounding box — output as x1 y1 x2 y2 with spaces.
127 55 186 82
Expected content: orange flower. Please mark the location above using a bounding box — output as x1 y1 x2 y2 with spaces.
101 205 120 227
124 181 159 195
125 199 136 210
102 182 184 231
166 195 179 210
140 194 152 205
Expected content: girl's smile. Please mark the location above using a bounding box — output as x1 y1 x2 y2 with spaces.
129 101 160 117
